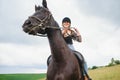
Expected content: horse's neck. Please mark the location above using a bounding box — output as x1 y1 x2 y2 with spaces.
47 19 71 63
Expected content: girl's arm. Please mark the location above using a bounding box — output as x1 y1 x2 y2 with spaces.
71 28 82 42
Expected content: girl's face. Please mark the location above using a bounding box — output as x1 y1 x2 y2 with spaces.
62 22 71 28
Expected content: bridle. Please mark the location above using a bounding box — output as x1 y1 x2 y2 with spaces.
27 10 60 37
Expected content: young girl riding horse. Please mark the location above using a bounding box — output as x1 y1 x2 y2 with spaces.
61 17 89 80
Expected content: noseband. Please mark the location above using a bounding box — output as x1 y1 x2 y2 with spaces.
29 12 51 29
28 10 60 37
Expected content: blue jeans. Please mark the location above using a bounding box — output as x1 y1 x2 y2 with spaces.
67 44 75 50
83 61 88 75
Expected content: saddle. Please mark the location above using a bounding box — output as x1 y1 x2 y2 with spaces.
47 50 92 80
47 50 84 66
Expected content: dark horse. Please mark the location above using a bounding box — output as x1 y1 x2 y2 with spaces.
22 0 85 80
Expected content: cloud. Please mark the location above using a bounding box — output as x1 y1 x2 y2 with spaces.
0 43 50 66
0 65 47 74
0 43 48 73
0 0 50 46
76 0 120 26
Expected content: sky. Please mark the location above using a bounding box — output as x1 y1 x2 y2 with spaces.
0 0 120 74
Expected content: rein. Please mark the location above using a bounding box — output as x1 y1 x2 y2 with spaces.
36 26 61 37
27 23 75 37
35 27 75 37
27 24 61 37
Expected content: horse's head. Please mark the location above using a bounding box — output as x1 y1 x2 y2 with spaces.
22 0 52 35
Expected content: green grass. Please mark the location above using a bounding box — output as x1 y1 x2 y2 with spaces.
0 73 46 80
0 65 120 80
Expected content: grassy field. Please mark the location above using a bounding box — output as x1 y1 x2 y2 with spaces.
0 65 120 80
0 73 46 80
88 64 120 80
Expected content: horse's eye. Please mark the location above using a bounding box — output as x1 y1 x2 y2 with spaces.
25 20 31 25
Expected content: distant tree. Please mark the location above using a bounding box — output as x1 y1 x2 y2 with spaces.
91 66 98 69
111 58 115 64
107 58 120 67
107 63 114 67
114 60 120 64
107 58 115 67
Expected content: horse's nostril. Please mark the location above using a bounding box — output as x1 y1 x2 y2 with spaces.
26 20 31 25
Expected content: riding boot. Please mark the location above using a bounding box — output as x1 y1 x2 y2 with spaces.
84 75 88 80
84 75 92 80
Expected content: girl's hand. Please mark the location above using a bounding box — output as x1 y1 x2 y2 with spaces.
73 28 80 36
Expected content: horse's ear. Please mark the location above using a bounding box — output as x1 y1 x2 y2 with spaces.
35 5 38 11
42 0 48 8
35 5 41 11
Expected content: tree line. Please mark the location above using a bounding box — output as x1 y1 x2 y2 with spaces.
89 58 120 70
